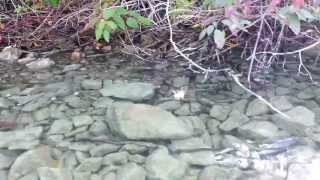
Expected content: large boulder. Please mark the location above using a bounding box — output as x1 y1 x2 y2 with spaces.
106 102 194 140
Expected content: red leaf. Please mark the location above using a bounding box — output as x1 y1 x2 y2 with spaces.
292 0 305 8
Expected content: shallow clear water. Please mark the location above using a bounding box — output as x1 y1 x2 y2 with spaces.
1 53 320 180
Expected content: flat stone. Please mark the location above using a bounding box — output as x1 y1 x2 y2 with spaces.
72 114 94 127
246 99 269 116
275 87 291 96
174 103 191 116
81 79 103 90
64 96 91 108
209 105 231 121
92 97 114 108
107 102 194 140
272 106 316 135
297 88 315 99
102 172 116 180
0 170 8 180
8 146 57 180
103 152 129 166
0 97 14 108
0 150 20 169
73 172 91 180
32 107 50 121
199 166 244 180
219 110 249 132
169 137 211 152
238 120 288 140
37 167 72 180
270 96 293 111
100 82 156 101
157 100 181 111
48 119 73 135
117 163 146 180
75 157 103 172
89 144 121 157
146 147 187 180
0 126 43 150
62 64 81 72
178 151 217 166
26 58 55 71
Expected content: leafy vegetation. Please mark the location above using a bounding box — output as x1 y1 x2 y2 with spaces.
95 7 152 42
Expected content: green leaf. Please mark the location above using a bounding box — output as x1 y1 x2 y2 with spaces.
46 0 59 6
126 17 139 28
136 16 152 26
105 20 118 31
214 29 225 49
103 8 116 19
113 15 126 30
287 14 301 35
114 7 128 15
128 11 142 18
95 19 106 41
206 25 215 36
103 30 111 42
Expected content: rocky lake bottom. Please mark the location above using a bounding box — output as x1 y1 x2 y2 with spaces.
1 53 320 180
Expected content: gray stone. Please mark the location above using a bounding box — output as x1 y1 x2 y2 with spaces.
297 88 315 99
68 142 95 152
102 172 116 180
178 151 217 166
206 119 220 134
238 121 287 140
73 172 91 180
91 174 103 180
129 154 146 164
81 79 103 90
145 147 187 180
59 151 78 170
89 144 121 157
73 114 94 127
0 150 19 169
100 82 155 101
121 144 149 154
270 96 293 111
169 137 211 152
32 107 50 121
0 46 22 63
190 102 202 114
8 146 57 180
272 106 316 135
275 87 291 96
107 102 193 140
172 76 190 88
246 99 269 116
0 97 14 108
157 100 181 111
0 170 8 180
199 166 244 180
75 157 103 172
21 93 52 112
48 119 73 135
103 151 129 166
174 103 191 116
64 96 91 108
231 99 248 114
219 110 249 132
26 58 55 71
19 172 38 180
63 64 81 72
209 105 231 121
117 163 146 180
0 126 43 150
37 167 72 180
92 97 114 108
89 121 109 136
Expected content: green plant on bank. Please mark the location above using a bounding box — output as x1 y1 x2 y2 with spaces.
95 7 152 42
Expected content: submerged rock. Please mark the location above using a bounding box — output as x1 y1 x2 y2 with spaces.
8 146 58 180
0 126 43 150
145 147 187 180
246 98 269 116
107 102 194 140
117 163 146 180
100 82 156 101
26 58 55 71
219 110 249 132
